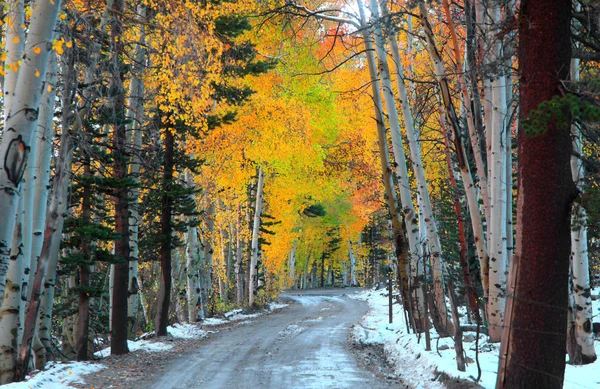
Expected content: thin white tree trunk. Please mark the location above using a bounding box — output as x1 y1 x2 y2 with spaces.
3 0 25 121
372 0 451 333
437 101 490 300
248 167 264 307
0 0 61 306
235 204 243 305
417 2 491 304
0 197 24 384
485 2 509 342
200 202 215 315
439 0 490 226
29 53 57 306
569 55 596 363
348 240 357 286
184 172 202 321
355 0 418 329
289 242 296 286
126 4 146 335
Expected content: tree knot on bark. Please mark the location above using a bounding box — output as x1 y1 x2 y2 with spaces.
4 134 31 187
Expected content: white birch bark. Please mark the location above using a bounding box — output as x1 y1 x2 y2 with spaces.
29 54 57 305
569 55 596 362
184 172 202 321
485 2 509 342
3 0 25 121
348 240 357 286
436 0 490 225
0 0 61 311
356 0 420 330
0 198 24 384
248 167 264 307
200 202 215 315
288 242 296 286
235 204 243 304
126 4 146 333
371 0 451 332
417 2 491 302
361 0 428 329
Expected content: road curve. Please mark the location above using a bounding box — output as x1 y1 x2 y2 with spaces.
150 288 397 389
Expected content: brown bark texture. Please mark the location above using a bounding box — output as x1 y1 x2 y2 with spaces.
500 1 575 388
110 0 130 356
155 129 174 336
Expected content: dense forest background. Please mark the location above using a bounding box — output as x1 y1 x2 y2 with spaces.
0 1 598 388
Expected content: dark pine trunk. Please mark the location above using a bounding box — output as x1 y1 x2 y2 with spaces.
320 254 325 288
110 0 130 356
76 156 91 361
155 128 174 336
499 1 574 388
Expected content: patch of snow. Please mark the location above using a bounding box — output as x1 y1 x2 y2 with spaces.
354 288 600 389
304 316 323 323
168 323 208 339
200 305 279 326
269 302 289 310
278 324 304 338
2 361 105 389
94 339 173 358
224 309 243 318
201 317 228 326
285 295 344 306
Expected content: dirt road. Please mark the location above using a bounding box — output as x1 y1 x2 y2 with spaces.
150 288 400 389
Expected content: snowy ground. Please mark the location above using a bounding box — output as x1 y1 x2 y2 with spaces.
350 288 600 389
7 301 289 389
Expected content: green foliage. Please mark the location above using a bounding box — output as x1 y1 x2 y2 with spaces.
523 94 600 136
302 203 326 217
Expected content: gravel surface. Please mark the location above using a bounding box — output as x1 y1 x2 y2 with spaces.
76 288 404 389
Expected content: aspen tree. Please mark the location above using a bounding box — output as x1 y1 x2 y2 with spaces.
0 0 61 307
568 54 596 363
126 4 147 336
248 167 265 307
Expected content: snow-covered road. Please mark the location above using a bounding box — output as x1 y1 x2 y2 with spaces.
150 288 398 389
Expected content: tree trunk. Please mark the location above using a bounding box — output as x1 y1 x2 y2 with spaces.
201 202 215 315
126 4 146 338
14 104 71 381
0 0 61 307
497 1 574 387
567 54 595 363
3 0 25 121
109 0 130 356
377 0 451 334
248 167 264 307
441 120 479 316
418 5 490 307
75 153 92 361
235 204 244 305
485 0 509 342
288 243 296 287
155 129 174 336
348 240 357 286
357 0 414 329
0 198 24 384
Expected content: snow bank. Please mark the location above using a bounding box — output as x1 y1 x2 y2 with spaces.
94 338 174 358
269 302 289 310
284 294 344 306
168 322 209 339
2 361 105 389
352 289 600 389
200 301 288 326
